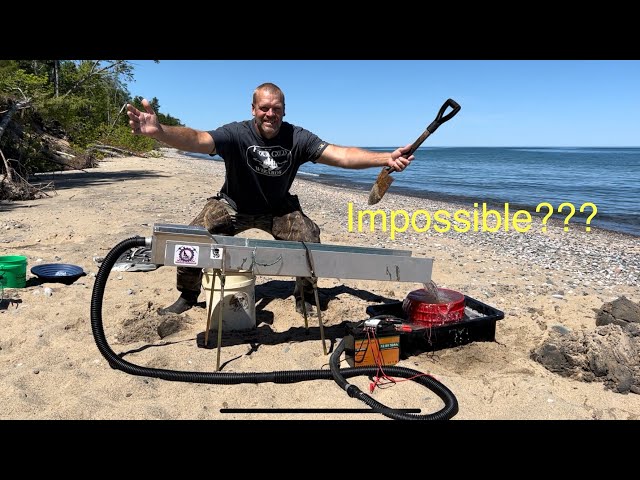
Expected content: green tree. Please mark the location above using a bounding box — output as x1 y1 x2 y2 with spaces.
131 95 184 127
1 59 184 179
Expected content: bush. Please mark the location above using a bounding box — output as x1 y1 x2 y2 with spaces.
96 124 157 153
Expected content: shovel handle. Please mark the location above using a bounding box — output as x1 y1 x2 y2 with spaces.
386 98 461 174
400 98 461 162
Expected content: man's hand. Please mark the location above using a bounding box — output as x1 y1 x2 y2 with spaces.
387 144 414 171
126 98 161 137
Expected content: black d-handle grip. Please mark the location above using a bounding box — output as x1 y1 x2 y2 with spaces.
399 98 462 161
426 98 461 134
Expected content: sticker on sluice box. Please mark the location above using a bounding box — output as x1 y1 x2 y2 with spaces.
174 245 199 265
211 247 223 260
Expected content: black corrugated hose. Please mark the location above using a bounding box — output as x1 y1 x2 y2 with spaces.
90 236 459 420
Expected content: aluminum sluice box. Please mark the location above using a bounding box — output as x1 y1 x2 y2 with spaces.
149 223 433 284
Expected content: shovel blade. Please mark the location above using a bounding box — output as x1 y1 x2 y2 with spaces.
368 168 395 205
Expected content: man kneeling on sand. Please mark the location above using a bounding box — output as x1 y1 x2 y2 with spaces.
127 82 413 316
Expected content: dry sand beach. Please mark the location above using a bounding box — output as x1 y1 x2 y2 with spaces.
1 148 639 420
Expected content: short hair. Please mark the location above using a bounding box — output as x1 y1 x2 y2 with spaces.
253 82 285 106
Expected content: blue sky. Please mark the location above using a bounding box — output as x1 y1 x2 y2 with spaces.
125 60 640 147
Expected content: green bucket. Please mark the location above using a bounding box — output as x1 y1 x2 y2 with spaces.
0 255 28 289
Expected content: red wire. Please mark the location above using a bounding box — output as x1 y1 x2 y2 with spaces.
366 327 438 393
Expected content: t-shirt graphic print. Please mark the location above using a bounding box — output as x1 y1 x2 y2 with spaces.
246 145 292 176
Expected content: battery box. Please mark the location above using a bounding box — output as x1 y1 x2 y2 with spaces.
366 295 505 355
344 321 401 367
344 295 504 365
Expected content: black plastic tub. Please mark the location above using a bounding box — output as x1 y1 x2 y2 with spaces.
365 295 505 356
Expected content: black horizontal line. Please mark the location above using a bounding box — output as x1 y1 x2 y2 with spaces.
220 408 421 414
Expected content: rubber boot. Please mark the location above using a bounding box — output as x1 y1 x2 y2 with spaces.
159 291 199 315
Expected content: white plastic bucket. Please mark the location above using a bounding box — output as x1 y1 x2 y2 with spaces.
202 270 256 331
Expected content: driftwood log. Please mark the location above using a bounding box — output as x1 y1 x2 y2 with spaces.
87 143 144 157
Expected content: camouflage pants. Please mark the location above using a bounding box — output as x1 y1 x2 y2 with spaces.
177 194 321 301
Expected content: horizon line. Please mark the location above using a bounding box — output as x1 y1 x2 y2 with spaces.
361 145 640 148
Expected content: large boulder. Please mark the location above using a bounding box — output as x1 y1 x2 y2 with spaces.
595 296 640 330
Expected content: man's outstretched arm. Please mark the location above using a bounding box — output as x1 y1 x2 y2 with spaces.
317 144 413 171
126 98 215 155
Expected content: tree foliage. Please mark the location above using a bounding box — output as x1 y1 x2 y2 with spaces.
131 96 183 127
0 60 182 177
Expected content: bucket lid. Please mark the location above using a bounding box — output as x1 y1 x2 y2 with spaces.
0 255 27 264
202 271 255 289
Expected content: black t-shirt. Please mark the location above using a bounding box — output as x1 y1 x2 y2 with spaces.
208 120 329 214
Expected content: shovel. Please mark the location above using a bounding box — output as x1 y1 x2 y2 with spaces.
367 98 461 205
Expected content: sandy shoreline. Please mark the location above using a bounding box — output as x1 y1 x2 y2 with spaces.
1 148 639 420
